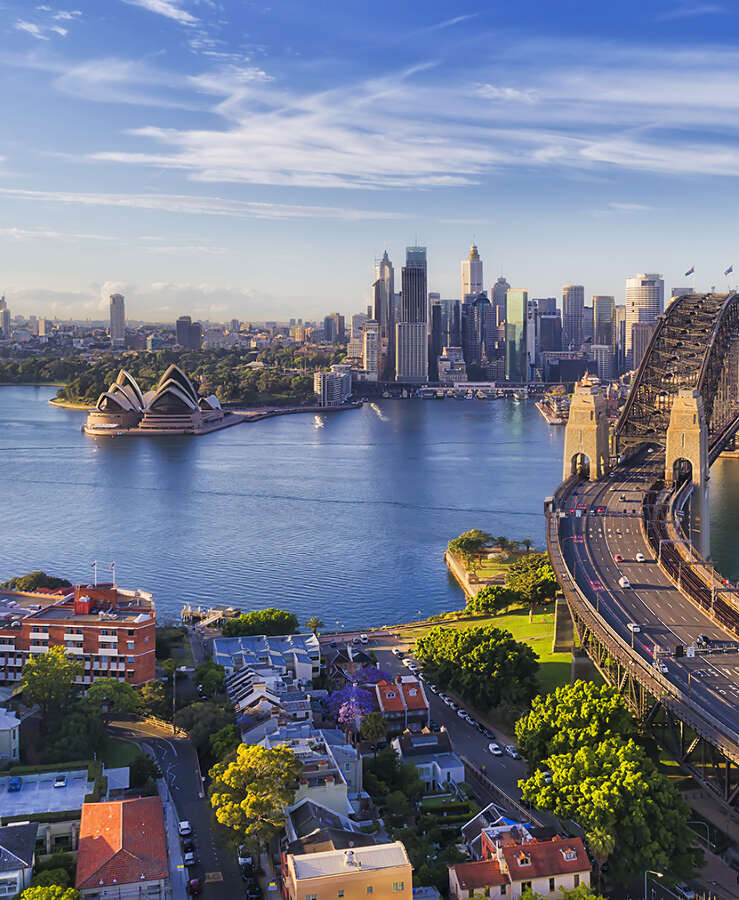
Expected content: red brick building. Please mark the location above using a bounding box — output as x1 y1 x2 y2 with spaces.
0 584 156 687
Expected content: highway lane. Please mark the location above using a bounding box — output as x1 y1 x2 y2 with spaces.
557 459 739 738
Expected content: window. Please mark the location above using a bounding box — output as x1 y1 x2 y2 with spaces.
500 886 506 895
338 892 344 898
386 691 396 699
549 878 556 892
366 888 373 895
128 629 135 636
574 875 580 888
127 656 134 663
306 895 317 900
127 641 134 650
392 883 405 892
521 882 532 893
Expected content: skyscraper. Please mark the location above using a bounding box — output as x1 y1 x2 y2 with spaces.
613 305 626 372
0 297 9 339
362 319 380 381
396 246 428 383
374 251 395 340
461 244 483 300
505 289 528 383
631 322 657 370
429 300 442 381
109 293 125 347
175 315 202 350
562 285 585 349
625 273 664 367
491 277 510 327
593 295 615 346
351 312 369 338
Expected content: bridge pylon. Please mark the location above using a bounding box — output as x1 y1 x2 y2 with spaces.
665 389 710 559
563 379 609 480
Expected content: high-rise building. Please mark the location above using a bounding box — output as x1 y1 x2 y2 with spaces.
396 247 428 382
590 344 615 380
230 319 240 333
461 244 483 301
535 297 557 316
625 273 664 367
462 293 495 366
504 289 528 382
351 312 369 339
362 319 380 381
374 251 395 340
562 285 585 349
0 297 9 339
613 304 626 373
526 298 539 379
175 315 202 350
313 365 352 407
631 322 656 371
429 299 443 381
539 311 562 352
491 277 510 327
323 313 345 343
592 296 615 346
109 293 126 347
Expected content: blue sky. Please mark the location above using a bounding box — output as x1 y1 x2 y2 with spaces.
3 0 739 321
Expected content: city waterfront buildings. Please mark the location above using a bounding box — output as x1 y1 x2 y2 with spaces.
109 293 125 348
437 346 467 384
592 295 615 346
361 319 380 381
625 273 664 367
175 315 202 350
213 632 320 680
0 298 10 339
0 582 156 686
505 289 529 382
314 364 353 406
396 246 428 383
491 277 510 327
562 285 584 349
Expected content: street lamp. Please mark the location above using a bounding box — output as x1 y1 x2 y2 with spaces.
644 870 663 900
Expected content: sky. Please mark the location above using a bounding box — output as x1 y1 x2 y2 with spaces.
3 0 739 322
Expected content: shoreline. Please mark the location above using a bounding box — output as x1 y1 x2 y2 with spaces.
535 400 566 426
49 397 92 410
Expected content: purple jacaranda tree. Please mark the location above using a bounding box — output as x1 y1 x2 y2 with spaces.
325 683 373 722
337 696 372 735
356 667 394 686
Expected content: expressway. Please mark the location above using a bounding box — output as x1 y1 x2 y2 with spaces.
556 456 739 742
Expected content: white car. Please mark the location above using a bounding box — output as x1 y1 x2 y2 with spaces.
360 633 369 644
183 850 197 868
53 775 67 789
427 684 438 694
457 708 467 719
627 622 641 633
392 647 403 657
402 658 414 668
505 745 521 759
488 742 503 756
635 552 646 562
178 821 192 837
618 576 631 589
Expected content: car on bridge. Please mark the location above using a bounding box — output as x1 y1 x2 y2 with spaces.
636 552 646 562
619 576 631 589
627 622 641 633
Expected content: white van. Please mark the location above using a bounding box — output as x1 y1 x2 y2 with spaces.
618 576 631 589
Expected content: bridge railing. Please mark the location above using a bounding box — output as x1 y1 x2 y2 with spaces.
547 479 739 763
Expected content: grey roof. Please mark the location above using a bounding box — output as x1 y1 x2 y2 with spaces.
290 800 346 838
286 828 376 857
397 731 453 757
0 823 37 872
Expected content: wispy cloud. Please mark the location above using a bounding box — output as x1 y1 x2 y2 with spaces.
608 202 655 212
0 226 114 241
424 13 479 32
15 20 50 39
15 8 78 40
656 2 724 20
121 0 198 25
0 188 410 220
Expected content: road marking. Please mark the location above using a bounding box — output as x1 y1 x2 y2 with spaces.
204 872 223 883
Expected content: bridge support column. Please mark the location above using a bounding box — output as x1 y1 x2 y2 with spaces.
665 389 710 559
563 379 609 481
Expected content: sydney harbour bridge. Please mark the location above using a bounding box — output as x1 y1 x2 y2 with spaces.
546 292 739 810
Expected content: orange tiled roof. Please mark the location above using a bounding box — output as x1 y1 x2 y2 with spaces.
452 859 508 889
76 797 168 890
399 679 428 711
502 837 590 881
375 681 405 713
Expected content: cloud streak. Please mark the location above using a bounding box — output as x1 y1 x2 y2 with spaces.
121 0 198 25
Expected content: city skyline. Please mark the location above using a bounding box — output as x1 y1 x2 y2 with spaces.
3 1 739 319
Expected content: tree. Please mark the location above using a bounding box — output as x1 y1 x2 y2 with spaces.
209 744 302 850
305 616 324 634
129 753 162 789
359 711 388 751
560 886 608 900
325 685 373 721
1 572 72 591
175 702 234 754
465 584 518 616
515 680 637 770
83 678 140 717
31 871 70 889
160 658 177 682
363 747 424 804
519 738 700 885
384 789 411 823
522 538 533 553
337 697 370 735
20 888 80 900
194 661 226 698
23 646 82 724
43 709 105 763
221 608 299 637
139 681 167 719
210 724 241 761
448 530 492 569
586 827 616 890
506 552 558 619
415 625 539 710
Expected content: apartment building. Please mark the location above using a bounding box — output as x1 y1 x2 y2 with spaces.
284 843 413 900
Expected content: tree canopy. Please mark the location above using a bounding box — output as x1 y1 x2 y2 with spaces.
448 530 492 566
505 552 558 607
175 701 234 754
83 678 140 717
415 625 539 710
221 608 299 637
22 646 82 724
20 887 80 900
465 584 519 616
194 661 226 698
519 738 699 884
1 572 71 591
210 724 241 762
359 711 387 746
209 744 302 848
515 680 637 770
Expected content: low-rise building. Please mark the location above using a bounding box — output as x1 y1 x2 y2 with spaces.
0 584 155 687
314 365 353 407
0 708 20 762
213 632 320 681
391 731 464 790
284 842 413 900
449 826 591 900
76 797 169 899
0 822 37 897
375 676 430 731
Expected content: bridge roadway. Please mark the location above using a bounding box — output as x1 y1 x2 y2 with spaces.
557 456 739 742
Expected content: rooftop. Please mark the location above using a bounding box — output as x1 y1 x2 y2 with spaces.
452 859 508 890
290 841 410 880
76 797 168 890
0 823 37 873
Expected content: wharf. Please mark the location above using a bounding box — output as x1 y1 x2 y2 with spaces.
231 401 362 421
535 400 566 425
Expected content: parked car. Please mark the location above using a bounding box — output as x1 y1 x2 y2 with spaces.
402 658 414 668
359 633 369 644
178 821 193 837
182 837 195 853
183 850 197 868
187 878 202 895
392 647 403 657
54 775 67 789
505 745 521 759
542 769 553 784
427 683 438 694
245 885 263 900
676 884 696 900
7 777 22 793
429 721 441 732
457 708 467 719
626 622 641 633
351 636 361 645
238 846 254 867
488 742 503 756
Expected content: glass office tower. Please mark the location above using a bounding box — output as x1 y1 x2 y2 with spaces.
505 289 528 382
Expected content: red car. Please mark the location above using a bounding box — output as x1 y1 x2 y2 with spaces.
187 878 202 896
614 554 623 562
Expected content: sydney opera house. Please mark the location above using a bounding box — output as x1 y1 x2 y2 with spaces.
84 364 240 436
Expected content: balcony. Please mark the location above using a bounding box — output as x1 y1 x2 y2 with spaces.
64 633 83 642
65 647 84 656
98 648 118 657
98 634 118 643
28 646 49 654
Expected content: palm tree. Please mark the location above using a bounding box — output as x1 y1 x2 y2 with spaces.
306 616 324 635
522 538 533 553
360 711 388 756
587 827 615 889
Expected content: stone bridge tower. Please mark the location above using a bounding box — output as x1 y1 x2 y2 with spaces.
665 388 710 559
562 379 610 481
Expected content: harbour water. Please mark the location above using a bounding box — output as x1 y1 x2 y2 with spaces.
0 386 737 626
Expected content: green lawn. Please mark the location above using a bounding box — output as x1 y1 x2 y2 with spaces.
102 739 141 768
